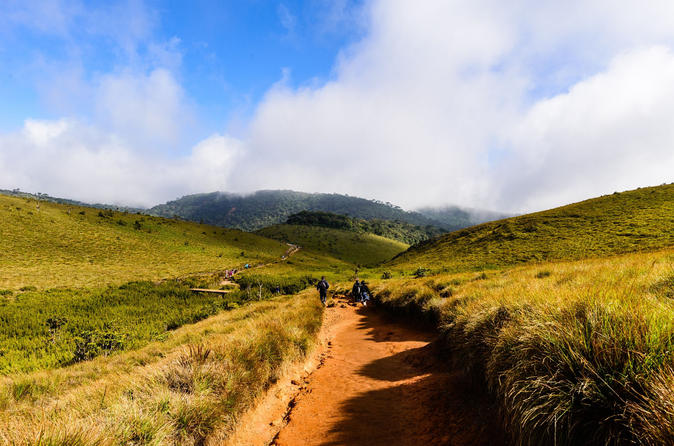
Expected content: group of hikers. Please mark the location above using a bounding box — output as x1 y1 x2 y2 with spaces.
225 264 251 279
315 276 371 307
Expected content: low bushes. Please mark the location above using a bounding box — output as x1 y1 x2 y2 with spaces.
0 291 323 445
235 273 318 297
0 277 247 374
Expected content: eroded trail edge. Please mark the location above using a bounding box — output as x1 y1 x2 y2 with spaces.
227 296 505 446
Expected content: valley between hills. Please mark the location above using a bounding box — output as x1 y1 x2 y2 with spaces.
0 184 672 445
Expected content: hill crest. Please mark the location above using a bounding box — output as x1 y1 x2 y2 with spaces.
149 189 446 231
390 183 674 271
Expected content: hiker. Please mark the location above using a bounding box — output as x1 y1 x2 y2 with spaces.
316 276 329 306
360 280 371 306
352 279 361 304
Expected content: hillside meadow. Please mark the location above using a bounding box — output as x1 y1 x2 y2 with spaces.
373 249 674 444
0 291 323 445
0 193 288 290
256 223 409 266
0 276 242 374
390 184 674 273
0 192 353 376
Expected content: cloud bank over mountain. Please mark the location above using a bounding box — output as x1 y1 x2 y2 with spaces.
1 0 673 211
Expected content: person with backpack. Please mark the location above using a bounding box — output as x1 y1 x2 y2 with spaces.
352 279 361 304
316 276 329 306
360 280 371 306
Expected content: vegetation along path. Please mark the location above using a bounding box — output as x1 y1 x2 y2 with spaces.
267 296 505 445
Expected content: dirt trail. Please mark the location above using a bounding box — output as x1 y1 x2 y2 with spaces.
263 296 504 446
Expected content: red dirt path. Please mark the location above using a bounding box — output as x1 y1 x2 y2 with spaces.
271 297 505 446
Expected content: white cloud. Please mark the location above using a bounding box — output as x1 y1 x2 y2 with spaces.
94 68 190 150
498 46 674 211
226 0 674 212
277 3 297 38
3 0 674 212
0 119 240 207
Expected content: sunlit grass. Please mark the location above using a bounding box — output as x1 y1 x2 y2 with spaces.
390 184 674 273
0 193 288 289
0 291 323 445
256 224 409 266
373 249 674 445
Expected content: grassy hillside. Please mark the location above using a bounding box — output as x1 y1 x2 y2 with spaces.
0 193 288 289
391 184 674 272
257 224 409 266
284 210 444 244
373 249 674 445
372 184 674 445
0 192 352 375
149 189 445 231
0 292 322 445
0 191 344 444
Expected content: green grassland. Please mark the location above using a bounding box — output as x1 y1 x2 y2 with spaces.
371 184 674 445
0 291 323 445
283 210 444 244
256 223 409 266
0 192 335 444
0 277 243 374
0 193 288 290
3 181 674 445
390 184 674 273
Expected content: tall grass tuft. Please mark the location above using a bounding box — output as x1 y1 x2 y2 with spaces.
0 291 323 445
373 250 674 445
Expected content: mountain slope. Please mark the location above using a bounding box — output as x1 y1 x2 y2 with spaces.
284 210 443 245
390 184 674 271
257 224 408 266
149 190 445 231
416 205 512 231
0 193 289 289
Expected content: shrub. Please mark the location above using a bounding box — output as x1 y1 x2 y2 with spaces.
473 272 488 281
72 329 126 363
413 267 430 278
381 271 393 279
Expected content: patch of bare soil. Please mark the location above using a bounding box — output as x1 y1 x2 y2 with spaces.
226 296 505 446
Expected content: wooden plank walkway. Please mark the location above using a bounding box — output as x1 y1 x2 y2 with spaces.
190 288 231 294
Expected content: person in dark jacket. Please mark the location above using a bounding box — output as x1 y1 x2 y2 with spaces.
360 280 371 306
352 279 361 304
316 276 329 306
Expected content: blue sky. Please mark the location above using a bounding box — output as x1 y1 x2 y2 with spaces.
1 1 673 211
0 0 364 132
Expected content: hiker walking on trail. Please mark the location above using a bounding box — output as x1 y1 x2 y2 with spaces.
360 280 371 306
352 279 361 304
317 276 329 306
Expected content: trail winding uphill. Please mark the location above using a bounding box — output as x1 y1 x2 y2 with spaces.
227 296 505 445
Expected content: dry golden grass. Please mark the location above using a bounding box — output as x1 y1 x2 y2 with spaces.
0 290 323 445
373 249 674 445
